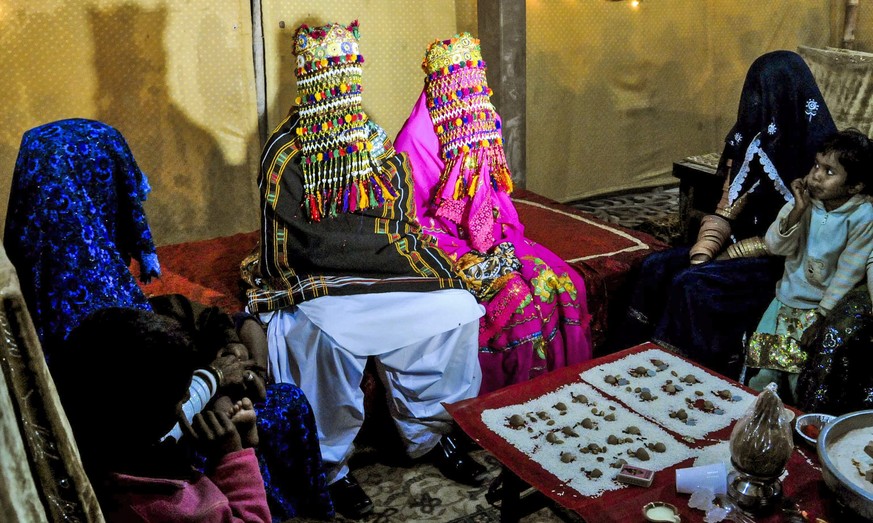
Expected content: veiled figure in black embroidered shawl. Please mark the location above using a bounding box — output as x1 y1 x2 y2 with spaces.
623 51 837 377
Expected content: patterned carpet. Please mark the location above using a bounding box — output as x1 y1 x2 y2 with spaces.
572 185 682 245
288 186 680 523
290 443 571 523
572 186 679 229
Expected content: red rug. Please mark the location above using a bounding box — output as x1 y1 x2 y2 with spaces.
512 190 668 349
138 231 258 313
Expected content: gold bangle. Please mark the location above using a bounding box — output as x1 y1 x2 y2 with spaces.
725 243 740 259
206 365 225 389
690 215 731 262
725 237 769 259
753 237 768 256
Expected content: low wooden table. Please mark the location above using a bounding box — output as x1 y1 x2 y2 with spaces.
447 343 846 523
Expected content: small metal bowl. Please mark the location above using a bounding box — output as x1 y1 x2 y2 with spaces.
795 413 835 445
641 501 681 522
818 410 873 520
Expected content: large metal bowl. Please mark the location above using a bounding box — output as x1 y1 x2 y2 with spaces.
817 410 873 519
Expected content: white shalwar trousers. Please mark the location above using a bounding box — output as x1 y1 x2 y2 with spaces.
261 289 484 484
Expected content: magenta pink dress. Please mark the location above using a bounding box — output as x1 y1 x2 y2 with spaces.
395 92 592 394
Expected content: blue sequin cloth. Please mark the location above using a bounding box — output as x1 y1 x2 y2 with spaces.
4 119 159 356
256 382 334 520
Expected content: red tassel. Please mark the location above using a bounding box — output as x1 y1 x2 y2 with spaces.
309 194 321 222
349 183 358 212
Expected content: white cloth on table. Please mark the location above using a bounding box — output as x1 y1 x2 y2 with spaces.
260 289 484 483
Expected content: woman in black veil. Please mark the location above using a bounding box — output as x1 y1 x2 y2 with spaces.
624 50 837 377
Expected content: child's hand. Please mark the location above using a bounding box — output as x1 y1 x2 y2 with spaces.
218 342 250 361
243 369 267 404
210 354 265 400
800 312 825 349
790 177 811 211
230 397 259 448
784 178 812 231
184 408 243 457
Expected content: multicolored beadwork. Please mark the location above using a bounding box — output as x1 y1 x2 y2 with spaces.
293 21 396 221
423 32 512 203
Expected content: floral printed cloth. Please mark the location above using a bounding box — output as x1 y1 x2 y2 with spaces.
4 119 159 358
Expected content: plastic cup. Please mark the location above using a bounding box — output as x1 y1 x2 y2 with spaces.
675 462 727 495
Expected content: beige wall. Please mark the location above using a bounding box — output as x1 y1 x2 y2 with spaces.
0 0 262 246
527 0 840 203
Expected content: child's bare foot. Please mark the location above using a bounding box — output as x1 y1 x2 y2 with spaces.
230 397 258 447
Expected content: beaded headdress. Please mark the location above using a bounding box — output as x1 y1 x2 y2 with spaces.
423 33 512 209
293 20 396 221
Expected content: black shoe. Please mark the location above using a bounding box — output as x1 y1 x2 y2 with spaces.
328 474 374 520
429 435 488 486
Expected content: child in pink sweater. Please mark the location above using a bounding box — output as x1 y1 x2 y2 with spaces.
52 307 271 522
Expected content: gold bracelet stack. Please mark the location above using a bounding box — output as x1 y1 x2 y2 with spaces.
690 214 731 264
715 189 753 221
723 236 769 259
713 159 757 221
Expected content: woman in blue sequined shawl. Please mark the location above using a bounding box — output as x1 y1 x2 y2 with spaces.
4 119 333 520
4 119 160 357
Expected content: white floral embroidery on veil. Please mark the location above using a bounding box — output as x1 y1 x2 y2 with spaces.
805 99 819 122
728 133 792 205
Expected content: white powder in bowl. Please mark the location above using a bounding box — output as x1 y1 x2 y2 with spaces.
826 427 873 495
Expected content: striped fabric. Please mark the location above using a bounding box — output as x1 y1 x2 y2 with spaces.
242 110 468 313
